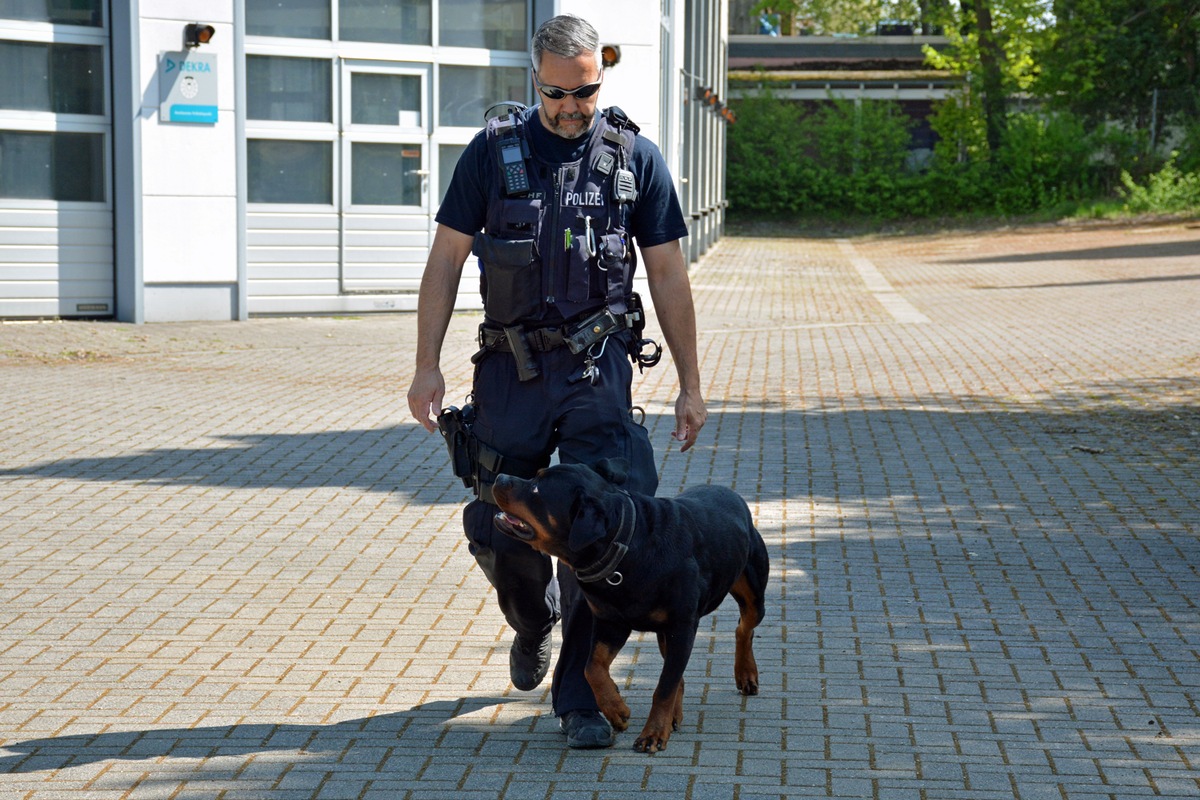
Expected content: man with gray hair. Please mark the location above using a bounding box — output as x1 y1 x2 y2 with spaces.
408 14 704 749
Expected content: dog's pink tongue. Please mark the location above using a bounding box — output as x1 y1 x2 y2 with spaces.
496 512 531 533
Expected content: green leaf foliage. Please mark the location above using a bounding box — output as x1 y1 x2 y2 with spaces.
726 94 1200 219
726 1 1200 220
1039 0 1200 129
1120 154 1200 213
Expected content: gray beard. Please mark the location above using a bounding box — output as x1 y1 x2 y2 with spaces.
540 107 594 140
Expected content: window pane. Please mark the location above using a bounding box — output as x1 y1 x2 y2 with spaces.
351 143 421 206
351 73 421 126
247 56 331 122
0 41 104 115
247 139 332 204
0 131 104 201
246 0 331 39
439 66 527 127
439 0 525 50
339 0 430 45
0 0 102 26
438 144 464 206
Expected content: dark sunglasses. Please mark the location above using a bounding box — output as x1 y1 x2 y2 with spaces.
534 75 603 101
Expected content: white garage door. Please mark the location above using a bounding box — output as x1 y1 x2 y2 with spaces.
0 6 113 318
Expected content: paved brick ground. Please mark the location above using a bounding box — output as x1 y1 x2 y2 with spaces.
2 220 1198 799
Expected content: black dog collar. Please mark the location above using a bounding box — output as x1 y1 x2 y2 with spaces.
574 492 636 586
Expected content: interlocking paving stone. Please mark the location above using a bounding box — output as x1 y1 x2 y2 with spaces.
1 221 1198 798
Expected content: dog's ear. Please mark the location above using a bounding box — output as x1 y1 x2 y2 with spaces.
568 495 610 552
590 458 629 486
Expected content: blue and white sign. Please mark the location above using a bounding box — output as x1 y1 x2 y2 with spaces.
159 52 218 123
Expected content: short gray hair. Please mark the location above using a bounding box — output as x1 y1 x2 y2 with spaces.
530 14 601 73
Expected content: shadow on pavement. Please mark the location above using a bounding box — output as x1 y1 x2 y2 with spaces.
977 273 1200 289
948 238 1200 264
0 425 458 501
2 386 1198 508
0 697 569 787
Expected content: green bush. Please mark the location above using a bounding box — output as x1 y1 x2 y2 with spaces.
1174 120 1200 174
990 112 1098 214
728 92 924 219
726 93 1200 220
927 93 989 168
812 98 911 177
725 91 815 215
1120 155 1200 213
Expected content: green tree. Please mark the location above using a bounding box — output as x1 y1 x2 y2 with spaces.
918 0 954 33
924 1 1053 157
1037 1 1200 134
729 0 1200 218
965 1 1008 153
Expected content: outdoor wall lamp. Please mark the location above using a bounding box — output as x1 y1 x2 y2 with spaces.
184 23 215 47
601 44 621 68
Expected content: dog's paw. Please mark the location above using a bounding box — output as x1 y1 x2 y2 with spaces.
599 698 631 732
633 726 671 754
736 666 759 696
634 703 680 754
736 676 759 695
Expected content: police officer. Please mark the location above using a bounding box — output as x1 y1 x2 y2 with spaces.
407 14 706 750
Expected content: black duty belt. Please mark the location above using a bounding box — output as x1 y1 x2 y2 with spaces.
480 307 632 355
478 325 568 353
474 309 633 382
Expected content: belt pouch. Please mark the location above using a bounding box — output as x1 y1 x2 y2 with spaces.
474 233 538 325
599 233 631 313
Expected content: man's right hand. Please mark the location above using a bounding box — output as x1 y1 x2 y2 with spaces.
408 225 474 433
407 366 446 433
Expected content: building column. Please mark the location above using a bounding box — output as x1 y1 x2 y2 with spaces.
111 0 143 323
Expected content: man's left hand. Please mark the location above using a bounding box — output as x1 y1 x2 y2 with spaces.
672 389 707 452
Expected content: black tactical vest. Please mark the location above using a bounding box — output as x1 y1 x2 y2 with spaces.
472 107 640 327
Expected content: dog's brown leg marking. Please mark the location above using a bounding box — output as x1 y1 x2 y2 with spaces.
635 689 681 754
584 642 630 731
634 631 691 753
730 573 763 695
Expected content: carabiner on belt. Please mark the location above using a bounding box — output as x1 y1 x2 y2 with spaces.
583 215 599 261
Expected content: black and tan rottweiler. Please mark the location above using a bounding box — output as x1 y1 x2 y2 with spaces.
491 460 769 753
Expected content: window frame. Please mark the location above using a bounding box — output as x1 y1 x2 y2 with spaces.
244 35 338 211
0 16 111 209
246 134 338 206
246 53 335 125
243 1 532 212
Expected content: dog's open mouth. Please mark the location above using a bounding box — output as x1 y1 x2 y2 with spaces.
494 511 535 541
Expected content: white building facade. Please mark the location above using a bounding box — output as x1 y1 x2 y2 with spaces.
0 0 728 322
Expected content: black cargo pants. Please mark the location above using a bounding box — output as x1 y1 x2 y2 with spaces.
462 331 657 717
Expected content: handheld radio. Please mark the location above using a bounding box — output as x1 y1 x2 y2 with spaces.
498 137 530 195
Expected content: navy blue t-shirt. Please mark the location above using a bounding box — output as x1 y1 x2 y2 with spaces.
436 106 689 249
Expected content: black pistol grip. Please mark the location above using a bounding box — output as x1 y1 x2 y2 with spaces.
504 326 539 382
